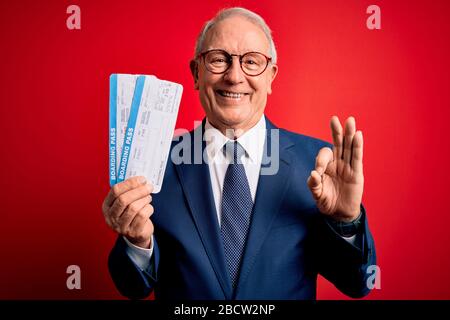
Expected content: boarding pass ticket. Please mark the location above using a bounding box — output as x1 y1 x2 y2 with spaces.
109 74 183 193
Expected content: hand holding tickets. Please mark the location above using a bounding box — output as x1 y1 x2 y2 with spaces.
102 176 154 249
103 74 182 248
109 74 183 192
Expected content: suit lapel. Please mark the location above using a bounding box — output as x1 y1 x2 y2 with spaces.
174 122 233 299
234 120 294 298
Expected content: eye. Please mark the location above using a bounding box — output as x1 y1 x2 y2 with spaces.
207 53 229 65
243 57 261 68
211 58 226 63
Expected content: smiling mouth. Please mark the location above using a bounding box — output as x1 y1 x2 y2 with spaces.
216 90 250 99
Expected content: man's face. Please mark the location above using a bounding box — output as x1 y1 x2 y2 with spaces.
191 16 278 133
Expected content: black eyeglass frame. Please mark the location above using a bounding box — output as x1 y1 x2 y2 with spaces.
197 49 273 77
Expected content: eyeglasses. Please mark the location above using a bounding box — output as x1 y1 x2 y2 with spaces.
198 49 272 77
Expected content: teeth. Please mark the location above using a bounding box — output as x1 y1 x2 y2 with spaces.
219 91 244 99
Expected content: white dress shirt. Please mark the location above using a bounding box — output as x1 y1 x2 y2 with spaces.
124 115 356 272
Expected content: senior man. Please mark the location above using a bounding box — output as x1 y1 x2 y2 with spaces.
102 7 376 300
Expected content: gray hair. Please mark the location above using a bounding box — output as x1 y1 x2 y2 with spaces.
194 7 278 64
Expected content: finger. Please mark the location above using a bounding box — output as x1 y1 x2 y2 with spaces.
109 183 153 220
103 176 149 209
330 116 343 161
104 213 113 229
129 204 154 234
141 204 155 220
117 196 152 230
343 117 356 164
351 130 364 173
315 147 333 175
307 170 323 199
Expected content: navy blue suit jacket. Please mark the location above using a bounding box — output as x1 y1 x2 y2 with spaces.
108 118 376 300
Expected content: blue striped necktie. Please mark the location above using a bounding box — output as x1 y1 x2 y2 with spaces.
221 141 254 288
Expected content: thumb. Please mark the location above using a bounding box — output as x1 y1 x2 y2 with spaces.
307 170 323 199
315 147 333 175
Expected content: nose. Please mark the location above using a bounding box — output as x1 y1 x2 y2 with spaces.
223 56 245 84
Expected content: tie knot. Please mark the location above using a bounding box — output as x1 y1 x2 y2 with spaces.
223 141 246 163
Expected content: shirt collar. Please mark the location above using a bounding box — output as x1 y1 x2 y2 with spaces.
204 115 266 164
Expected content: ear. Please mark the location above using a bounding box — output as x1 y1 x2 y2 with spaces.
266 64 278 95
190 60 199 90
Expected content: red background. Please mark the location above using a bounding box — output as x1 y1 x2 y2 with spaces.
1 0 449 299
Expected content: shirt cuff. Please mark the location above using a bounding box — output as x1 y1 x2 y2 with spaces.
326 208 364 237
123 236 154 272
342 234 357 246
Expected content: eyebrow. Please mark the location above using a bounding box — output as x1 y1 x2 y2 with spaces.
204 48 269 54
